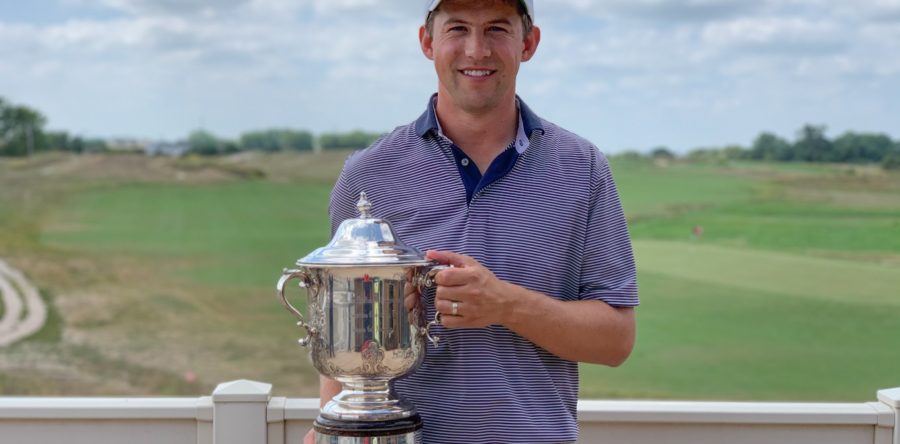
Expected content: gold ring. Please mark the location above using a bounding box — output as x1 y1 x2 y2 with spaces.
451 301 459 316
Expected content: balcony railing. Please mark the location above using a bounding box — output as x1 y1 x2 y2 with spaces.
1 380 897 444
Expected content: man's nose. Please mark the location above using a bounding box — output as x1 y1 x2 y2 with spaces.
464 33 491 59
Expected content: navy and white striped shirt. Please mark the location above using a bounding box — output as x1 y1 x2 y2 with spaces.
330 96 638 443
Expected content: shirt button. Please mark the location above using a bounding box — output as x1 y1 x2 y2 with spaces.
461 158 470 167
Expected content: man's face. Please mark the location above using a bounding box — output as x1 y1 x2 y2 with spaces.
420 0 540 115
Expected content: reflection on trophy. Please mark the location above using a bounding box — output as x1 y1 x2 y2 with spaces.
277 192 444 443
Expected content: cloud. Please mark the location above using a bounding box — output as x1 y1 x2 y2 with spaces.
97 0 250 16
1 0 898 150
701 17 845 55
548 0 761 22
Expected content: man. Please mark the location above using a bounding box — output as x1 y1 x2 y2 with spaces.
308 0 638 442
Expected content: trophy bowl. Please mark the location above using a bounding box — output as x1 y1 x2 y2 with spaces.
277 192 443 442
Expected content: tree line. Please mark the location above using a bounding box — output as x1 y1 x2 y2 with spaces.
633 124 900 171
3 96 899 169
184 128 384 155
0 96 383 157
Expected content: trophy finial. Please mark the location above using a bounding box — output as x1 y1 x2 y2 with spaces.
357 192 372 218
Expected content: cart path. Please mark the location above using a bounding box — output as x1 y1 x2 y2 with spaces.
0 259 47 346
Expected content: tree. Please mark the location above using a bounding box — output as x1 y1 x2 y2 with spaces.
0 97 48 157
650 146 675 160
686 148 723 163
750 132 791 161
320 130 382 150
722 144 749 160
44 131 71 151
883 153 900 171
240 130 280 152
793 125 834 162
82 138 109 153
187 129 221 155
280 130 314 151
832 132 893 163
240 129 314 152
883 142 900 171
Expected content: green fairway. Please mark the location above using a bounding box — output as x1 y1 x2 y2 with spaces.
634 240 900 307
42 181 334 289
2 153 898 400
610 159 759 218
581 270 900 401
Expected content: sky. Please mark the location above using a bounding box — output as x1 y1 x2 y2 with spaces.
1 0 899 153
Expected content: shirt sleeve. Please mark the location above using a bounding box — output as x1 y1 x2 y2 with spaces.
578 150 639 307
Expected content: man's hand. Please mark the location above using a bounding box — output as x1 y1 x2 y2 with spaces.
426 250 512 329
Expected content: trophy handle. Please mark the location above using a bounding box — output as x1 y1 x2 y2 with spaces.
277 268 317 347
417 265 450 294
425 312 441 348
418 265 450 348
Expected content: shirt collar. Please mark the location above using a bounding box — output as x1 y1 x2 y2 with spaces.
414 93 545 151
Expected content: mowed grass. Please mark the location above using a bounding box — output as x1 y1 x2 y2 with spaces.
587 161 900 401
581 271 900 401
43 181 334 289
7 153 900 401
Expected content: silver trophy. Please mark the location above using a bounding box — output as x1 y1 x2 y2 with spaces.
277 192 444 444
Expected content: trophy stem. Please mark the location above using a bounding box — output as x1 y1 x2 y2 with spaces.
320 378 417 422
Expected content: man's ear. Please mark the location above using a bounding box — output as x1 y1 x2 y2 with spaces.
521 25 541 62
419 25 435 61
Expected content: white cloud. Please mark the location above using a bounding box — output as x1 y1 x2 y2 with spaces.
701 17 843 54
0 0 898 151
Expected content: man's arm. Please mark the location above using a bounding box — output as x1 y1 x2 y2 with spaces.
304 377 342 443
318 376 342 407
427 250 635 366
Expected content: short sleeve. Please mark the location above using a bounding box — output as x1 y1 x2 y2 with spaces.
578 151 639 307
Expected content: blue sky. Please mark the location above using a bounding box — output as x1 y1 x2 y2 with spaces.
1 0 899 152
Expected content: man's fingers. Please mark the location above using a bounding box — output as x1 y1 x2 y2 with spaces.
404 292 418 311
435 298 466 317
432 266 480 287
434 284 475 304
426 250 477 267
438 313 465 329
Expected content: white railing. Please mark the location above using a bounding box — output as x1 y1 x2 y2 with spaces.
0 380 897 444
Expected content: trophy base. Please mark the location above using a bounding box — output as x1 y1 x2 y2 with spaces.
313 414 422 444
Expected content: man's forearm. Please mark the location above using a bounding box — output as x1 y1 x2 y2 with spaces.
502 282 635 366
319 376 342 408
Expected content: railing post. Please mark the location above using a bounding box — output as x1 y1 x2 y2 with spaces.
878 387 900 444
212 380 272 444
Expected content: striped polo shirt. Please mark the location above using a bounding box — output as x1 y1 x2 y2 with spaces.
329 96 638 443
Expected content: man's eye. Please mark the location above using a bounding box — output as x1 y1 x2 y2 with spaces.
449 26 467 32
488 26 509 33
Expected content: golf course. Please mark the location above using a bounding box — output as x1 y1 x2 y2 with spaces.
0 151 898 401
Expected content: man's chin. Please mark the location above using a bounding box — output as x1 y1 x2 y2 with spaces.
454 95 504 115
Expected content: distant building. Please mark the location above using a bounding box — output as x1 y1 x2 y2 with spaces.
144 141 189 157
107 138 150 152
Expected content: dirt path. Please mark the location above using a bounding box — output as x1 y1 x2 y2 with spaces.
0 259 47 346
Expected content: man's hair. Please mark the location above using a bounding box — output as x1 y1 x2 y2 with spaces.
425 0 534 40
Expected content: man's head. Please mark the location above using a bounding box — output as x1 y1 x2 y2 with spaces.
425 0 534 39
419 0 541 115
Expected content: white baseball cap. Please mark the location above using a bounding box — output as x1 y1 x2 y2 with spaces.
425 0 534 21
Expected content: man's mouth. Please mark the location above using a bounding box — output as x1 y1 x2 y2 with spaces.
460 69 496 78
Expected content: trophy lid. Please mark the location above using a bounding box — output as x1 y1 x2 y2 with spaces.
297 192 429 267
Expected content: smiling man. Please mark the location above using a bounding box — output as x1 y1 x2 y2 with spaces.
311 1 639 442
